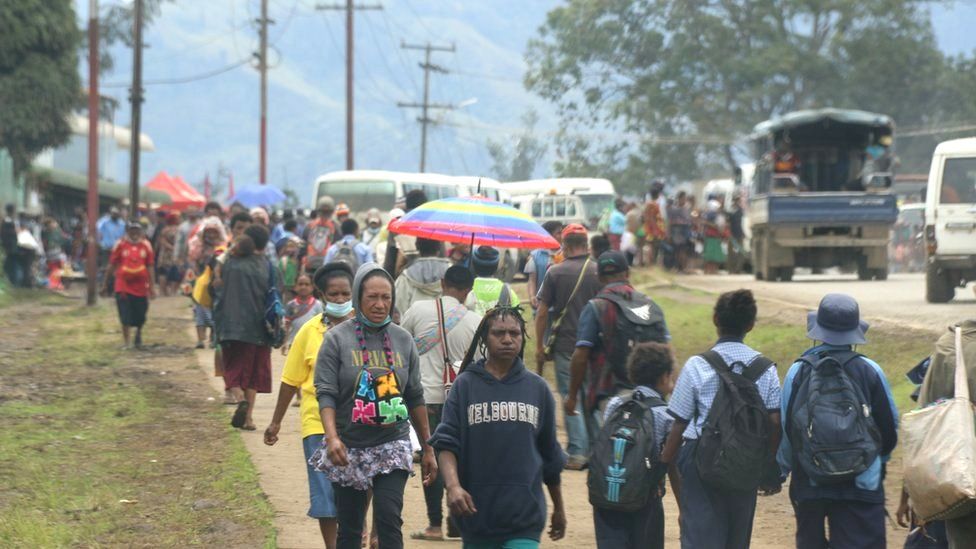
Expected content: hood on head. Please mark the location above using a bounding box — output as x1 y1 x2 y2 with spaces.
403 257 451 289
353 262 395 324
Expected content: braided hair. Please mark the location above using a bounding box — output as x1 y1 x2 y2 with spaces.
459 305 528 373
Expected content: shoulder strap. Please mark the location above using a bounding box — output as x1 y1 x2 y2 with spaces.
699 350 729 374
633 392 667 408
742 355 775 382
551 257 591 322
436 298 450 364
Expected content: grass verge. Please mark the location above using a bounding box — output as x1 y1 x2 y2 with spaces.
0 299 275 547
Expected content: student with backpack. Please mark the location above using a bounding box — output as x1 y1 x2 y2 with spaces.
778 293 898 549
565 250 670 441
324 219 374 273
589 342 678 549
659 289 782 549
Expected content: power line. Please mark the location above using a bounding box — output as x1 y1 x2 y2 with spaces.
398 41 456 172
99 58 251 87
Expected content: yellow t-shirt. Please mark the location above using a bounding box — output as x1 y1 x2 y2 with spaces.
281 314 329 438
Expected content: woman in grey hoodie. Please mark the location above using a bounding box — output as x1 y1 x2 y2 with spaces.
311 263 437 549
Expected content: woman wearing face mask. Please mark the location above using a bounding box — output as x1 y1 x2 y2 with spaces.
311 263 437 549
264 262 355 548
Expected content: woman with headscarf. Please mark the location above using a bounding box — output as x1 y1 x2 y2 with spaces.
311 263 437 549
155 212 182 296
249 206 278 263
188 216 229 349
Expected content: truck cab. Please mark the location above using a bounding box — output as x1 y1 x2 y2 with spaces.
924 137 976 302
747 109 898 281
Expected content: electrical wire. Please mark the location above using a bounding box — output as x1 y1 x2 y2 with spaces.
98 57 252 87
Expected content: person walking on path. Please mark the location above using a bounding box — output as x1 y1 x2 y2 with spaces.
429 306 567 549
778 293 899 549
264 262 356 549
154 212 182 296
607 199 627 251
400 265 482 542
213 224 278 431
310 263 437 549
2 203 21 286
394 237 450 317
565 251 670 441
535 223 602 470
658 289 782 548
643 188 667 267
900 317 976 548
325 219 375 272
591 342 678 549
526 221 563 315
97 206 125 265
304 196 338 274
104 222 155 349
465 246 520 317
188 216 228 349
282 273 324 355
383 190 428 277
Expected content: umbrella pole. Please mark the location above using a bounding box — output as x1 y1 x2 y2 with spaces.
468 231 476 273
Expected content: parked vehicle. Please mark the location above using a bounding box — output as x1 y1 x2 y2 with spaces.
746 109 898 281
503 178 615 230
891 203 925 273
923 137 976 302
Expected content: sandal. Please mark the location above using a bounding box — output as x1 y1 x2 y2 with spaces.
410 529 444 541
231 401 249 429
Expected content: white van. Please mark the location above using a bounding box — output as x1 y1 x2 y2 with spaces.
503 178 615 229
924 137 976 302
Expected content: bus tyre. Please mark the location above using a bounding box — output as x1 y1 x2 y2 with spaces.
857 257 872 281
873 267 888 281
777 267 794 282
926 263 954 303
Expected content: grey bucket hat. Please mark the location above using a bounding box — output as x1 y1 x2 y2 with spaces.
806 293 869 345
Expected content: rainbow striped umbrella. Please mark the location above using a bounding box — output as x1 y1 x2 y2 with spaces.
387 196 559 250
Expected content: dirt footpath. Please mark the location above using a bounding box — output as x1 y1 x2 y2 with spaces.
193 291 905 548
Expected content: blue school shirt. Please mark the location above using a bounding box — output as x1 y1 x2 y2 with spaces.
666 337 781 440
777 344 899 503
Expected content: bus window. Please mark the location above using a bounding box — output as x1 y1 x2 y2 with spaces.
532 200 542 217
440 186 458 198
555 198 566 216
543 198 554 217
317 180 396 214
567 201 577 216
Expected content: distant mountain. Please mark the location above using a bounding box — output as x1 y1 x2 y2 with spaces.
82 0 974 207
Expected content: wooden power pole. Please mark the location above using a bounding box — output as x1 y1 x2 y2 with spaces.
317 1 382 171
86 0 100 306
397 41 455 173
127 0 144 214
257 0 272 184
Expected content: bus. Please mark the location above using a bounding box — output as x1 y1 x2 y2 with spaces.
502 177 616 229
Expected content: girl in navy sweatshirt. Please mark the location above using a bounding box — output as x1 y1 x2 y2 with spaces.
429 306 567 548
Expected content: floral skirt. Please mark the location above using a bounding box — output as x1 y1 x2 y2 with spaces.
309 438 413 491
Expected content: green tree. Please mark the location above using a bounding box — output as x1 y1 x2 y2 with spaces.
0 0 80 174
486 110 548 181
525 0 971 189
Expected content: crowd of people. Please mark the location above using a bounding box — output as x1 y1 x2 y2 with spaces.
599 181 748 276
3 187 974 549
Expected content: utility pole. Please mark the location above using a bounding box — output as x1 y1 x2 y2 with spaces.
317 2 382 170
86 0 99 306
397 41 455 172
128 0 144 216
256 0 273 184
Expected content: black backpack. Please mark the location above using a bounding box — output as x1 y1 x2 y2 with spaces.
695 352 776 492
787 351 881 485
588 391 667 512
596 289 668 372
334 239 361 272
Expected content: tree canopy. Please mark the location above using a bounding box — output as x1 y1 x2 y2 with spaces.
525 0 976 192
0 0 80 174
486 110 548 181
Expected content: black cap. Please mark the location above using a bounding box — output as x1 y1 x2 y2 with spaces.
597 250 629 276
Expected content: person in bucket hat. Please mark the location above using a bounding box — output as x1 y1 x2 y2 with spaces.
779 294 899 549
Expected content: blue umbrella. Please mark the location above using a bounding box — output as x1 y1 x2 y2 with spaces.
229 184 287 208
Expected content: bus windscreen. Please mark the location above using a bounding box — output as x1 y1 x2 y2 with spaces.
317 180 396 213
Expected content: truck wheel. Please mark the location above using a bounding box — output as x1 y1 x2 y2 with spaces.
926 263 954 303
873 267 888 281
778 267 794 282
752 234 765 280
857 257 872 281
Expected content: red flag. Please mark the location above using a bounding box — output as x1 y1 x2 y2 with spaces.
203 172 212 201
226 172 235 202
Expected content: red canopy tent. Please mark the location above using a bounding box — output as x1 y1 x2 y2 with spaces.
145 171 206 211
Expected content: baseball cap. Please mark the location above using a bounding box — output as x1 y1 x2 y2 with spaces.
336 203 350 216
561 223 587 239
597 250 629 276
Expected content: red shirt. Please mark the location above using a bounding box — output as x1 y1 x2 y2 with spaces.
111 238 154 296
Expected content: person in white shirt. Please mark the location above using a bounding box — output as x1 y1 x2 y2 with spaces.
400 265 482 542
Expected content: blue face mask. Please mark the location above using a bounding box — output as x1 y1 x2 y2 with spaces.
324 300 353 318
361 315 392 328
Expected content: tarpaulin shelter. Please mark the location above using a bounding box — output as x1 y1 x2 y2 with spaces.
145 171 206 211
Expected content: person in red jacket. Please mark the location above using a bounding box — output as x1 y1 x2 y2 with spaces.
104 222 155 349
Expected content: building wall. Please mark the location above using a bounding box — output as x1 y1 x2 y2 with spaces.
0 150 25 210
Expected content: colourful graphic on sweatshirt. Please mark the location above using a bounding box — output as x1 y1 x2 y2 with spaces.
351 367 408 426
